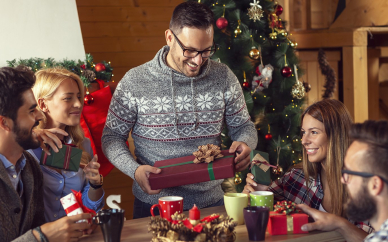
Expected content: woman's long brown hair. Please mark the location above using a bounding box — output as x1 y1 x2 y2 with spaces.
301 99 353 217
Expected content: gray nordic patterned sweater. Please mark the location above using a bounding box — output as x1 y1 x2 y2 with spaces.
102 46 258 210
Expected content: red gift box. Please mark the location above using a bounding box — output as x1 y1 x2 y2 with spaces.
149 150 235 190
267 211 308 235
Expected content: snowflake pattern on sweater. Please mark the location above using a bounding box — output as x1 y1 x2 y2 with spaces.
102 46 257 209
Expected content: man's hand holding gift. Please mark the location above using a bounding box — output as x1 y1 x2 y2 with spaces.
135 165 162 195
229 141 251 172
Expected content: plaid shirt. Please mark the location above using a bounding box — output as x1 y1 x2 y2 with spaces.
364 219 388 242
268 168 374 234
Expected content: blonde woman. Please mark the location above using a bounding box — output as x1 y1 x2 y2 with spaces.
28 68 104 223
244 99 373 241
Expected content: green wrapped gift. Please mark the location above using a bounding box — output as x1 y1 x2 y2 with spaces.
40 144 82 172
250 150 272 186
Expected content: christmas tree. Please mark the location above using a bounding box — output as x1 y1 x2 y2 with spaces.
189 0 306 191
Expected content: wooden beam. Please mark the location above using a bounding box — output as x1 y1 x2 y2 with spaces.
342 46 369 122
330 0 388 29
367 49 381 120
290 29 367 49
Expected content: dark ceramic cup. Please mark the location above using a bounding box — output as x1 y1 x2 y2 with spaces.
243 206 269 241
93 209 125 242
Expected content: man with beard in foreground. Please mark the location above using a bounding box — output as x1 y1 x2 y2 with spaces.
298 120 388 242
0 66 91 242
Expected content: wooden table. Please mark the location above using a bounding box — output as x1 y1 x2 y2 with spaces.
80 206 345 242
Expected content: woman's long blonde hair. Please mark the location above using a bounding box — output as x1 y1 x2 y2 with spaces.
300 99 353 217
32 68 91 165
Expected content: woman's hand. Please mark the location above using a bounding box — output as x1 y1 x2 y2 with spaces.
33 128 68 155
242 173 269 194
84 154 101 185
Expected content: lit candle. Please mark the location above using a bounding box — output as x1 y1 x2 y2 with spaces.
189 204 200 221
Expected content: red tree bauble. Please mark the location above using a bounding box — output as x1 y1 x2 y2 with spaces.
281 66 292 78
242 82 250 88
216 17 228 29
95 63 106 72
80 64 86 70
265 133 273 140
275 4 283 16
84 94 94 105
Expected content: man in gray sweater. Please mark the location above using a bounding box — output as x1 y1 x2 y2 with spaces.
102 1 258 218
0 66 91 241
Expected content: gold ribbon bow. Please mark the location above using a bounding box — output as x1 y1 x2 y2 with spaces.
192 144 224 164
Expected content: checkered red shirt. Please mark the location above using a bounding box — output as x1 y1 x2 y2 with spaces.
268 168 374 234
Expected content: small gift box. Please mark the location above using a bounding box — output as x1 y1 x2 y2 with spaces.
267 201 308 235
60 190 96 223
149 145 235 190
250 150 272 186
40 144 82 172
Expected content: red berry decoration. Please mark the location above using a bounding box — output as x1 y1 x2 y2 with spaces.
275 4 283 16
84 93 94 105
281 66 292 78
95 63 106 72
242 82 250 89
265 133 273 140
80 64 86 70
216 17 228 29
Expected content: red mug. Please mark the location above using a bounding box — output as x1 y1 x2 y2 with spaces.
150 196 184 219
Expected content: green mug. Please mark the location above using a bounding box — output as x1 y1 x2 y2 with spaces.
224 193 249 225
250 191 274 211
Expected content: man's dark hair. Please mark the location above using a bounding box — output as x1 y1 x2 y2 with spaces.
169 1 214 34
350 120 388 180
0 66 35 121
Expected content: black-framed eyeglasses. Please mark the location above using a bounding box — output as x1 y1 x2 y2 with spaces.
170 30 216 58
342 169 388 184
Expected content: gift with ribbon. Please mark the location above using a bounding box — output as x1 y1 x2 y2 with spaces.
60 190 96 223
250 150 273 186
149 144 235 190
267 201 308 235
40 143 82 172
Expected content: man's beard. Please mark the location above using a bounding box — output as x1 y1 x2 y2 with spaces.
13 121 41 150
345 184 377 222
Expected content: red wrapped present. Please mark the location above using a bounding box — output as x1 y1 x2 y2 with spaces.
267 201 308 235
149 145 235 190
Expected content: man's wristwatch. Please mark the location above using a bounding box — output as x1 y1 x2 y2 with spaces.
89 174 103 189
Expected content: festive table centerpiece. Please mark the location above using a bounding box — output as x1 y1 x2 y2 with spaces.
149 205 237 242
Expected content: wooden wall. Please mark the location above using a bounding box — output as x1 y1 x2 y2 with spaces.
76 0 183 220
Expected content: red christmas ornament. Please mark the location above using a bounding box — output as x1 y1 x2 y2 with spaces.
265 133 273 140
275 4 283 16
84 93 94 105
95 63 106 72
281 66 292 78
216 17 228 29
242 82 250 89
80 64 86 70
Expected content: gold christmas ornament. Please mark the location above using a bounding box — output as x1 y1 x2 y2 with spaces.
290 40 298 47
234 173 242 185
272 166 283 176
234 25 242 36
269 32 277 39
249 47 260 60
247 0 264 22
291 64 305 99
291 81 306 99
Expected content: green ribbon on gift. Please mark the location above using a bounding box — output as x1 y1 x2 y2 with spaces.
158 155 234 181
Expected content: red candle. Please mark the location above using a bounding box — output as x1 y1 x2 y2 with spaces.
189 204 200 220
